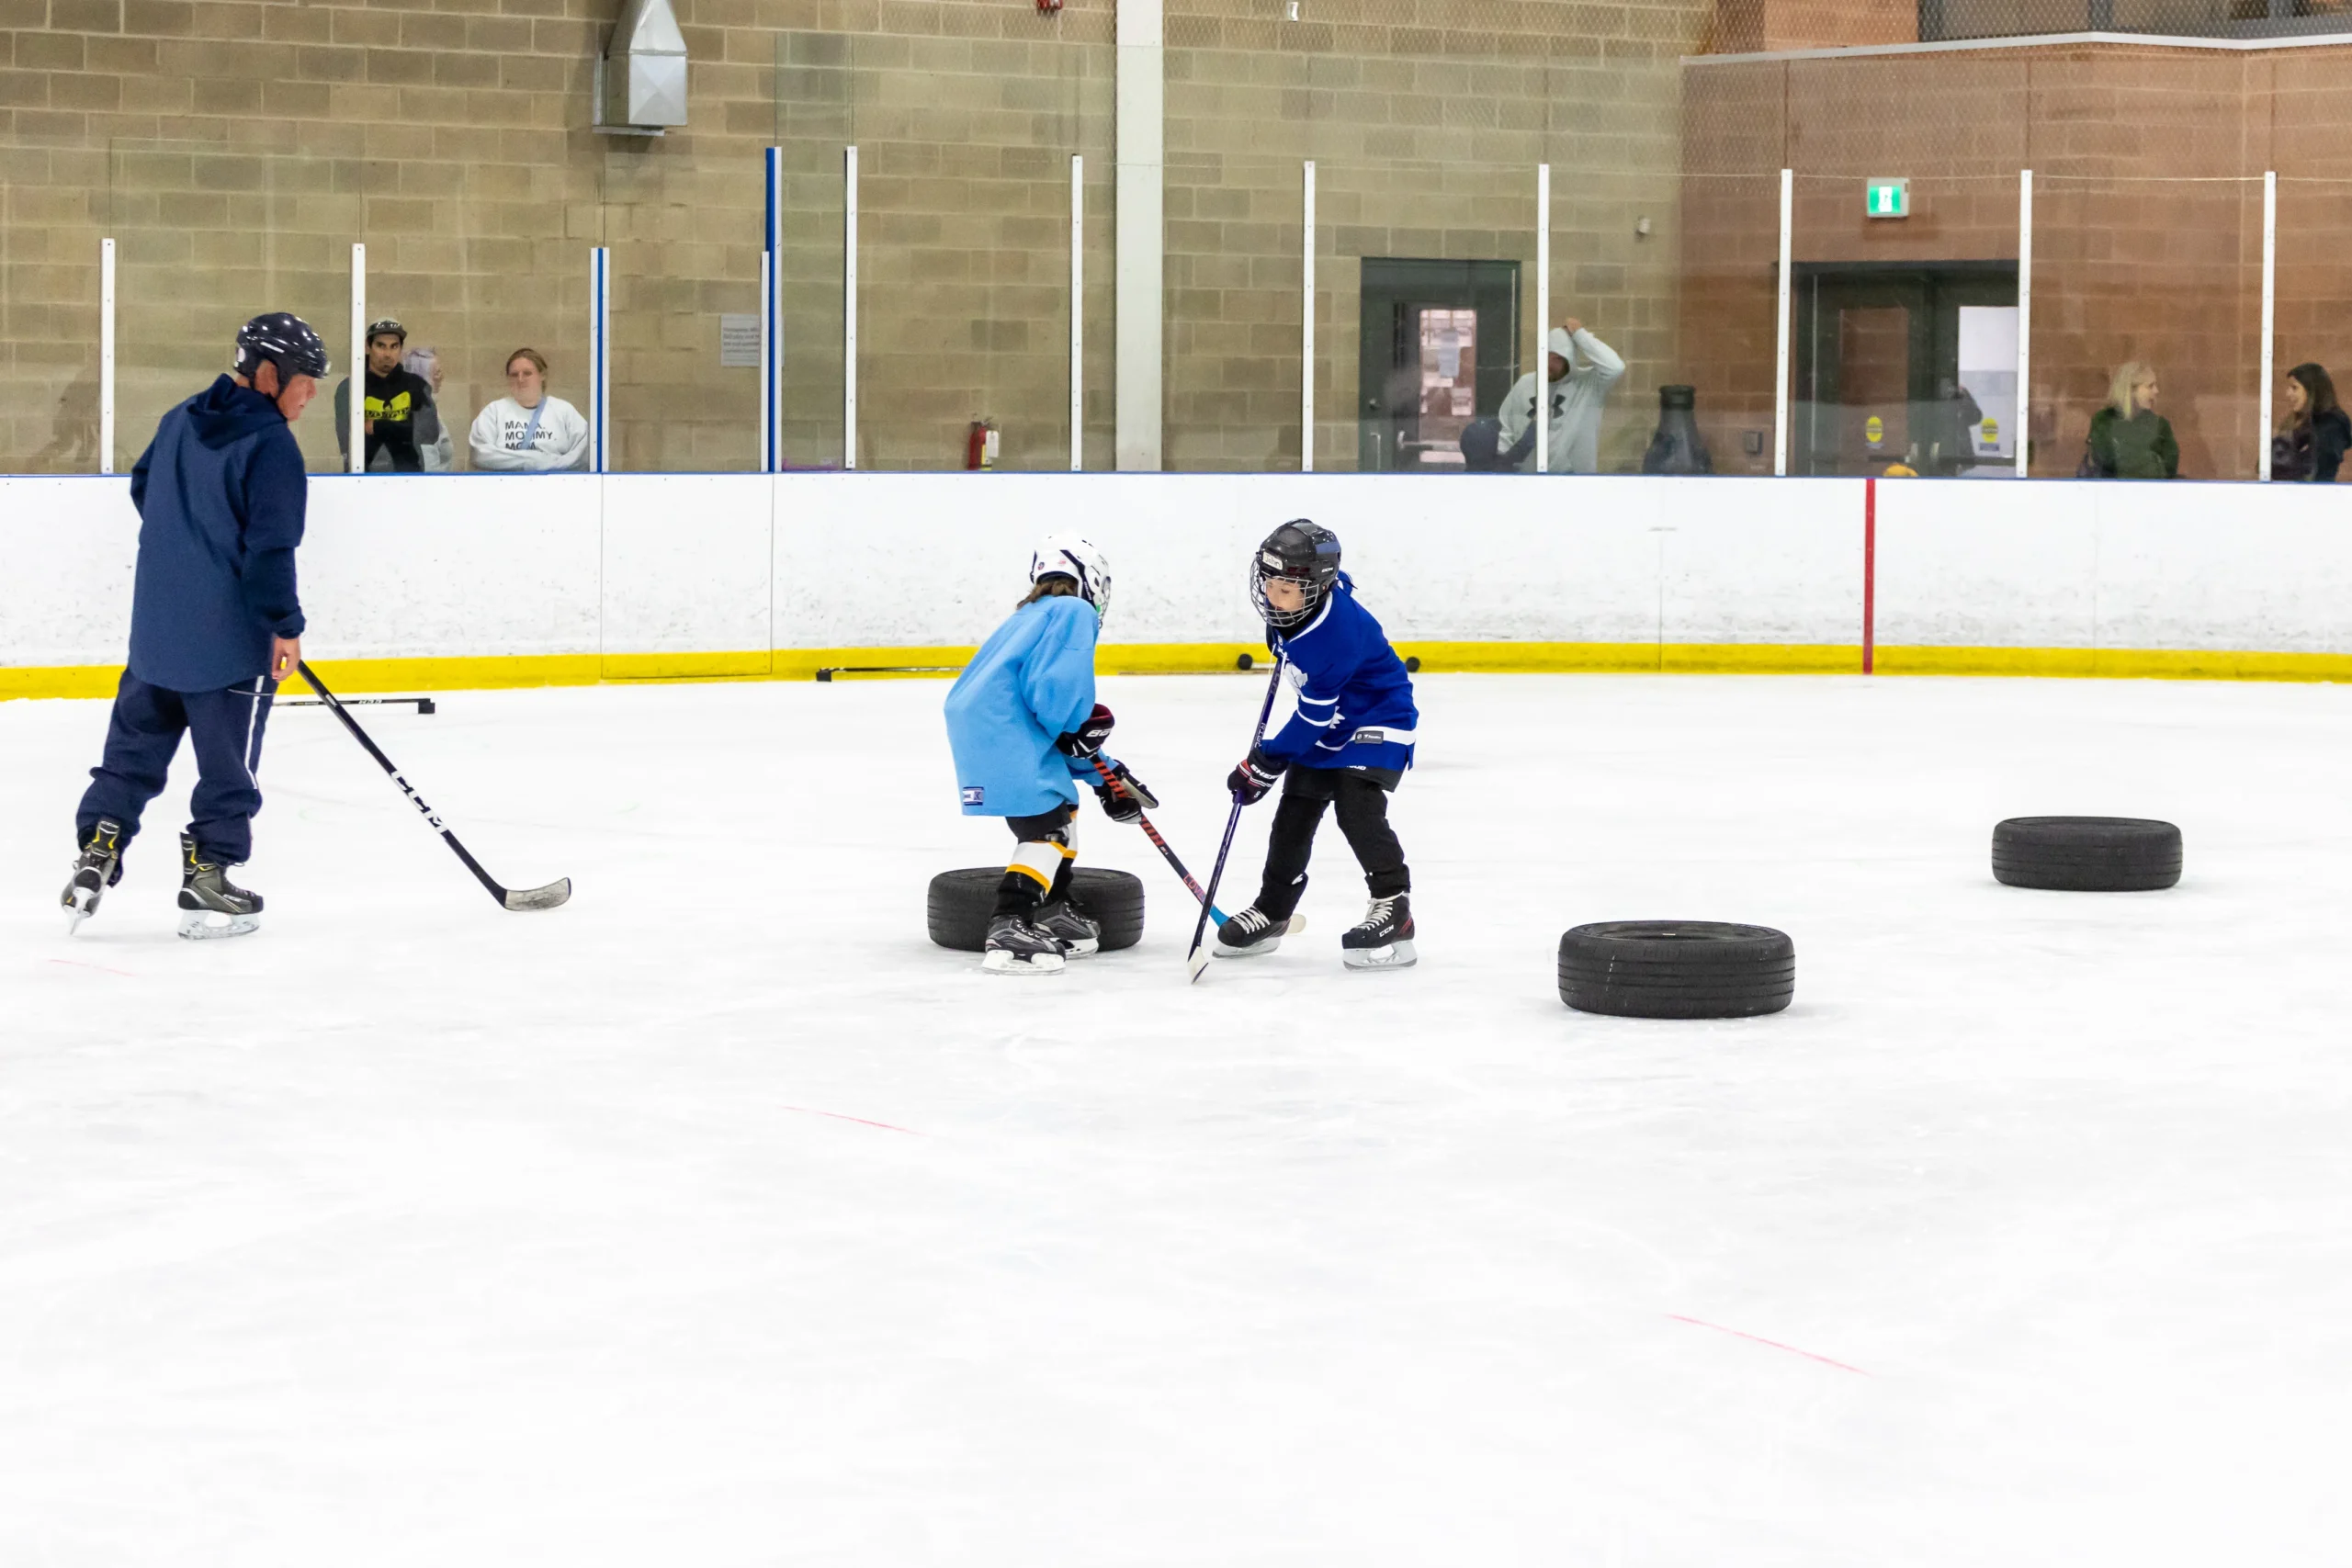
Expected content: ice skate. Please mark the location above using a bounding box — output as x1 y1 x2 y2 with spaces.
176 835 263 941
1340 894 1416 970
1215 904 1303 959
981 913 1067 975
61 819 126 934
1034 898 1101 958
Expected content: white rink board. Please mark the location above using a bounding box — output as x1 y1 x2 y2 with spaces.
6 470 2352 671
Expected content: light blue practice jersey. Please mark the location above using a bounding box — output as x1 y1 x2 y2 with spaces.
942 594 1111 818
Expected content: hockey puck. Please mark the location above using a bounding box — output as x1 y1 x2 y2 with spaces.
1558 920 1794 1020
815 669 833 683
1405 655 1421 672
1992 817 2181 891
1237 652 1254 671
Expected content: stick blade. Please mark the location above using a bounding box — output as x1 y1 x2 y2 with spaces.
1185 942 1213 983
503 878 572 912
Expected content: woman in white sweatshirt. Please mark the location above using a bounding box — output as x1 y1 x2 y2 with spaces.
469 348 589 472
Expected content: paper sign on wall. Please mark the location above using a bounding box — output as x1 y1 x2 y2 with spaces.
719 314 761 368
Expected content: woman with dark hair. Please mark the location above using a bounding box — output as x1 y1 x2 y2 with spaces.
2272 362 2348 482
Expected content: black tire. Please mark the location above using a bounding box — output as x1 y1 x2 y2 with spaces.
926 866 1146 953
1557 920 1794 1020
1991 817 2181 892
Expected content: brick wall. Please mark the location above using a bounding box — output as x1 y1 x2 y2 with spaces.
1679 43 2335 480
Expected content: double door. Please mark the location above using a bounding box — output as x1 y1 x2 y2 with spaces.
1357 259 1521 471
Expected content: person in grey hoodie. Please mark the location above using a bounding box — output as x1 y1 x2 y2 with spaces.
1496 319 1626 474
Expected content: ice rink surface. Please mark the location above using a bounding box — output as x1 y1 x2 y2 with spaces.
5 671 2350 1565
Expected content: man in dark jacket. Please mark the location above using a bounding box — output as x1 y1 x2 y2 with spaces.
332 316 435 472
62 311 326 940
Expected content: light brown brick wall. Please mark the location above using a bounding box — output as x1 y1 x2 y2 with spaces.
1679 44 2330 480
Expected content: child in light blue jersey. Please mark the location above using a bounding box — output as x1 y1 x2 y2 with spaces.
943 536 1157 974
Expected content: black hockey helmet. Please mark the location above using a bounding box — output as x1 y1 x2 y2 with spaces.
233 312 330 382
1251 519 1341 628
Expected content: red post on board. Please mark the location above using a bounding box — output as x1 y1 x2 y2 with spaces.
1862 477 1877 675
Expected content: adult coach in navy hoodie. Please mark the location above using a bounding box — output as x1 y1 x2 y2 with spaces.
62 312 327 938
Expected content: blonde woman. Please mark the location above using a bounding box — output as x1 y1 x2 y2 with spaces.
2081 361 2178 479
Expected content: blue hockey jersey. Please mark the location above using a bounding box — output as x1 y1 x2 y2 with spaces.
943 593 1117 818
1261 574 1418 774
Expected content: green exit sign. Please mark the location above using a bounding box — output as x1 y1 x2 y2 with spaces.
1866 178 1910 219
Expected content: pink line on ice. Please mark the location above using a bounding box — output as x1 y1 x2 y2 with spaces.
782 1104 922 1136
45 958 137 978
1666 1314 1871 1376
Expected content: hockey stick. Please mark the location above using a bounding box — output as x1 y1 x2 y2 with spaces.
298 661 571 912
1184 655 1286 982
1090 757 1236 927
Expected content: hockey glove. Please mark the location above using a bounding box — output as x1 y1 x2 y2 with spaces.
1093 761 1159 824
1227 746 1283 806
1054 702 1115 761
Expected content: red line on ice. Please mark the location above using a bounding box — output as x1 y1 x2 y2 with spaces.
783 1104 921 1136
45 958 137 978
1666 1314 1871 1376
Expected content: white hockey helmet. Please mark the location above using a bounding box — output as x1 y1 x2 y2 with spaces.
1029 534 1112 623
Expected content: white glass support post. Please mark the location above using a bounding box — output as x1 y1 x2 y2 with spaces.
590 246 610 474
1535 163 1550 474
763 145 783 474
2016 169 2033 479
2259 168 2278 481
348 243 366 473
1070 153 1084 472
844 144 859 471
1774 169 1792 477
1301 159 1316 474
99 237 116 475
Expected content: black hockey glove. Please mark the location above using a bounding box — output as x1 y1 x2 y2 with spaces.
1093 761 1159 824
1054 702 1115 761
1227 746 1283 806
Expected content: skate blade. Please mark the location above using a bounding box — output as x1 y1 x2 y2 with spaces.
1058 937 1101 958
1212 916 1302 959
65 908 88 935
1342 937 1417 970
981 947 1065 976
177 908 261 941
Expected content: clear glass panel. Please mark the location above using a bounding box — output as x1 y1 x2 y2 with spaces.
777 19 1114 473
602 147 763 473
1788 172 2023 479
0 141 104 474
2262 175 2349 482
365 160 592 475
107 141 360 476
2032 175 2261 481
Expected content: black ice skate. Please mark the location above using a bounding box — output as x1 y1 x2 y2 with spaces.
1340 894 1416 970
176 834 263 941
61 818 126 934
1034 898 1102 958
1214 905 1305 959
981 913 1067 975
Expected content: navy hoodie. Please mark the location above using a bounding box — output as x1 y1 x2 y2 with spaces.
126 375 308 692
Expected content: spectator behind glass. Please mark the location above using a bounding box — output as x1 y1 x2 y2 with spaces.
401 347 456 472
2080 361 2178 479
469 348 589 472
2272 362 2348 483
332 318 435 472
1495 318 1625 474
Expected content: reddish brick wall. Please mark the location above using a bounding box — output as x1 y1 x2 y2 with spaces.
1679 42 2338 479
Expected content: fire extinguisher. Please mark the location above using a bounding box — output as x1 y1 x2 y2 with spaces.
965 418 1000 470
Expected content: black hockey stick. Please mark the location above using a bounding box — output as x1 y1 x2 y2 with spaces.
298 661 571 912
1184 655 1286 981
283 694 436 713
1090 757 1238 928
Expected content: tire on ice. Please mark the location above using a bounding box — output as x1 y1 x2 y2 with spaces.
1556 920 1794 1020
1990 817 2181 892
926 867 1146 953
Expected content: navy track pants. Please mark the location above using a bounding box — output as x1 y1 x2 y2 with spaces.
77 671 277 865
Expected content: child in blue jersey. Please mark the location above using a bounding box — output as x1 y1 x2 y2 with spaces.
1217 521 1418 968
943 535 1159 975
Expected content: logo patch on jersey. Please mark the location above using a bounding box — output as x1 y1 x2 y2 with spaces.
1353 729 1385 744
960 785 985 806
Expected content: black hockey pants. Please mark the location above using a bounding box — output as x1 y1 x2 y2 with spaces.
1256 766 1408 920
77 670 277 865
